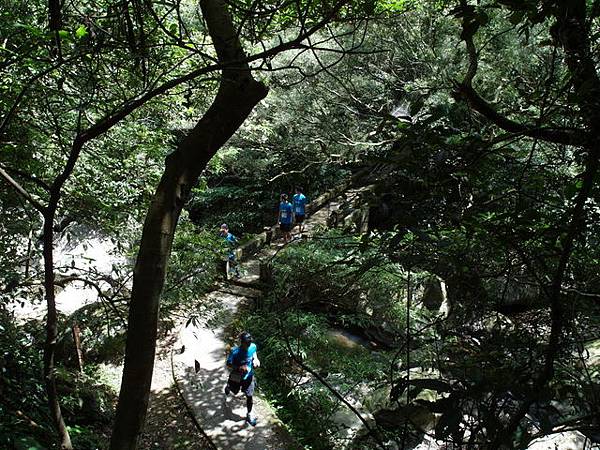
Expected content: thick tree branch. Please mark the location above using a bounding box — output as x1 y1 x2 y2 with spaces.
48 0 62 32
111 0 308 444
488 1 600 446
50 137 85 196
454 0 590 148
453 83 589 146
80 0 350 145
48 0 63 60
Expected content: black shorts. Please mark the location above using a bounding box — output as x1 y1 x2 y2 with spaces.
280 223 292 232
227 375 256 397
295 214 305 223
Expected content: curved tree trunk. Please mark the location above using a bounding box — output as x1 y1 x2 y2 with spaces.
109 0 268 447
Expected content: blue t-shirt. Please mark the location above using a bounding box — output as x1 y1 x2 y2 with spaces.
279 201 293 224
223 232 237 258
224 232 237 246
226 343 257 380
293 193 307 215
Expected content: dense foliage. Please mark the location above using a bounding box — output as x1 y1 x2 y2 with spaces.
2 0 600 448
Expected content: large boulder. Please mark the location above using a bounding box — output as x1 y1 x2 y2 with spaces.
486 275 545 314
527 431 597 450
365 368 445 433
421 276 449 316
373 405 436 432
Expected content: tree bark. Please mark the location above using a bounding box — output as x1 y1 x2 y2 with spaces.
48 0 62 58
72 323 84 373
38 136 87 449
48 0 61 32
43 206 73 450
109 0 267 447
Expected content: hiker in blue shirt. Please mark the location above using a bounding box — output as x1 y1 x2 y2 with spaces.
292 186 308 234
278 193 293 243
224 332 261 426
219 223 240 278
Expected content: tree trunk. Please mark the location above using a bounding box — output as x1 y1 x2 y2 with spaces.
109 0 267 447
43 209 73 450
72 323 84 373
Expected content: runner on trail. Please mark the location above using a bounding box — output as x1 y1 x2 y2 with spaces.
225 332 260 426
219 223 240 278
292 186 308 234
278 193 293 243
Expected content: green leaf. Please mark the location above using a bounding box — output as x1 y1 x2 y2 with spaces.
75 25 88 39
14 23 44 37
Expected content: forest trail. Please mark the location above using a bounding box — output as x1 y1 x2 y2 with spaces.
169 189 357 449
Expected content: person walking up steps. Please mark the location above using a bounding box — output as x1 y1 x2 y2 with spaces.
224 332 260 426
292 186 308 234
219 223 240 278
278 193 293 243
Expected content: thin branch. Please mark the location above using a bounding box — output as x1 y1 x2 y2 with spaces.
561 287 600 299
453 83 588 147
53 275 127 324
0 163 51 191
0 56 77 137
0 165 46 213
79 0 353 145
267 160 325 182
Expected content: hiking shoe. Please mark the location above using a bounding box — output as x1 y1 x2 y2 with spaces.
246 414 257 426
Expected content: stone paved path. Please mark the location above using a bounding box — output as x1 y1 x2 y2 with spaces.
169 187 364 449
172 289 296 450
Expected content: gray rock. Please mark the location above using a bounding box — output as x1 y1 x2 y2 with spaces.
421 277 448 314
